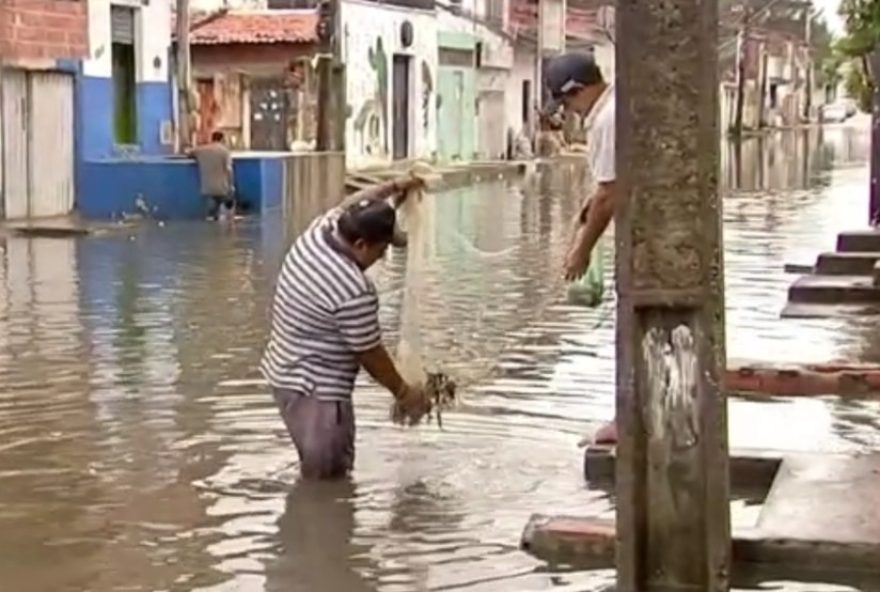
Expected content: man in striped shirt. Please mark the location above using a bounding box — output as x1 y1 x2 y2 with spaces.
261 175 431 480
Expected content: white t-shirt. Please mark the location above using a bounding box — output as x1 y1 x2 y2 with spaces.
587 90 616 184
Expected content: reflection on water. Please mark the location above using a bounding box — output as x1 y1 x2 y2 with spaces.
0 123 879 592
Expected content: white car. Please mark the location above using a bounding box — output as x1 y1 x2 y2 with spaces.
821 103 849 123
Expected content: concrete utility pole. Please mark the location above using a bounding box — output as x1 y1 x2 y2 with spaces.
733 5 750 137
870 48 880 226
175 0 193 151
536 0 544 117
803 5 812 121
316 0 345 152
616 0 730 590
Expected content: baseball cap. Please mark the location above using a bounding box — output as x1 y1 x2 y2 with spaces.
338 198 407 248
543 52 604 114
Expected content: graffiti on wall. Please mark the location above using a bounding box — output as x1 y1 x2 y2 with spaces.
352 36 388 157
421 60 433 133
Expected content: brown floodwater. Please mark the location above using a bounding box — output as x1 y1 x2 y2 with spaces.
1 121 879 592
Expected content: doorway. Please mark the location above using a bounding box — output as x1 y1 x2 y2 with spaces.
249 78 288 150
111 6 137 145
1 70 75 219
392 55 411 160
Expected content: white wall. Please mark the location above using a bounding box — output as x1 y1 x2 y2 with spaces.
506 44 535 140
83 0 171 83
341 0 438 169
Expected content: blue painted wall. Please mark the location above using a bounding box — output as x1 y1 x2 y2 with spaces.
137 82 173 155
78 77 172 158
78 155 286 221
80 76 116 160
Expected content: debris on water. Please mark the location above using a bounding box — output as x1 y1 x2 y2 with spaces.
784 263 814 274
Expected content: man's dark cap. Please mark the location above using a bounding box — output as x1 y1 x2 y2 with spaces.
338 198 406 247
543 52 604 113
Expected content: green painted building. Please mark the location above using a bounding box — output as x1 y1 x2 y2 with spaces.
436 31 477 163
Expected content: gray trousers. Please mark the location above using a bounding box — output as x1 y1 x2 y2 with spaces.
273 389 355 480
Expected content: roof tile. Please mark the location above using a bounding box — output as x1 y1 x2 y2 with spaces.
189 10 318 45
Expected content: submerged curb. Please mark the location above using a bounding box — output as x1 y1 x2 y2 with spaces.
727 359 880 397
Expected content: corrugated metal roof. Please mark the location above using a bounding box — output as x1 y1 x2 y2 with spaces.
188 10 319 45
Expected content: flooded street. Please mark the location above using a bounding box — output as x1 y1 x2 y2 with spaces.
2 123 880 592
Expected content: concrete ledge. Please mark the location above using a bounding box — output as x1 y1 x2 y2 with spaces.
788 274 880 304
782 301 880 318
346 161 528 196
728 359 880 397
0 216 138 238
522 516 880 573
815 251 880 275
530 452 880 574
583 445 781 490
837 230 880 253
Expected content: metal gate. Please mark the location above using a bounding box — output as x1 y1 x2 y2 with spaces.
0 70 75 219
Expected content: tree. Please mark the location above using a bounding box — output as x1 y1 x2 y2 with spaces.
835 0 880 110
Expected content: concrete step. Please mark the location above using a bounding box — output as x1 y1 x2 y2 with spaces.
837 229 880 252
788 274 880 304
815 251 880 275
758 453 880 547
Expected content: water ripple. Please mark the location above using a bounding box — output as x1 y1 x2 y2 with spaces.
0 127 876 591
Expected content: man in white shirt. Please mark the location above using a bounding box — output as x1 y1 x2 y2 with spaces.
544 52 619 444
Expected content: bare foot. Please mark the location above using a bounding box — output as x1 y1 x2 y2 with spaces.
594 421 617 445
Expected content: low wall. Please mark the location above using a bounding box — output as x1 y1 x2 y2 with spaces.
77 153 286 220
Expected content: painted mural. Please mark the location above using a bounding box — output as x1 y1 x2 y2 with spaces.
352 37 388 158
342 1 437 168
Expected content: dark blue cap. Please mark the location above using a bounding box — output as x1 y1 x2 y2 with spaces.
543 51 604 114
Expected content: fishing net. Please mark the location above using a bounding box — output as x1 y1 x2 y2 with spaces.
392 163 457 426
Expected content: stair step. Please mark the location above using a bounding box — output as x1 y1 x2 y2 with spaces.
837 230 880 253
815 252 880 275
788 274 880 304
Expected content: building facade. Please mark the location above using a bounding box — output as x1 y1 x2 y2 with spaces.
187 10 319 150
341 0 438 169
1 0 89 220
1 0 175 221
80 0 174 159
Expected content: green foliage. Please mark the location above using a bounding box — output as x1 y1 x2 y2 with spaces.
845 59 874 110
839 0 880 55
835 0 880 108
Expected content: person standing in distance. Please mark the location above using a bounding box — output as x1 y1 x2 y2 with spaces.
261 175 432 480
191 131 235 221
544 52 619 444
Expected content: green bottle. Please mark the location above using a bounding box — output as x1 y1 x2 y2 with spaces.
567 242 605 307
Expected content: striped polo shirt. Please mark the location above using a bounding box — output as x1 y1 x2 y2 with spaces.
260 209 382 401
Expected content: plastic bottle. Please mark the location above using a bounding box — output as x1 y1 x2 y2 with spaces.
567 241 605 307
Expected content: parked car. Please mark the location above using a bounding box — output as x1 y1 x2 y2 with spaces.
820 103 849 123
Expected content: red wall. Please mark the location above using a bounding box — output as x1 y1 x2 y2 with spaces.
0 0 88 62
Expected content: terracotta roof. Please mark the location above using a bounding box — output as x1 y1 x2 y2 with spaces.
188 10 319 45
